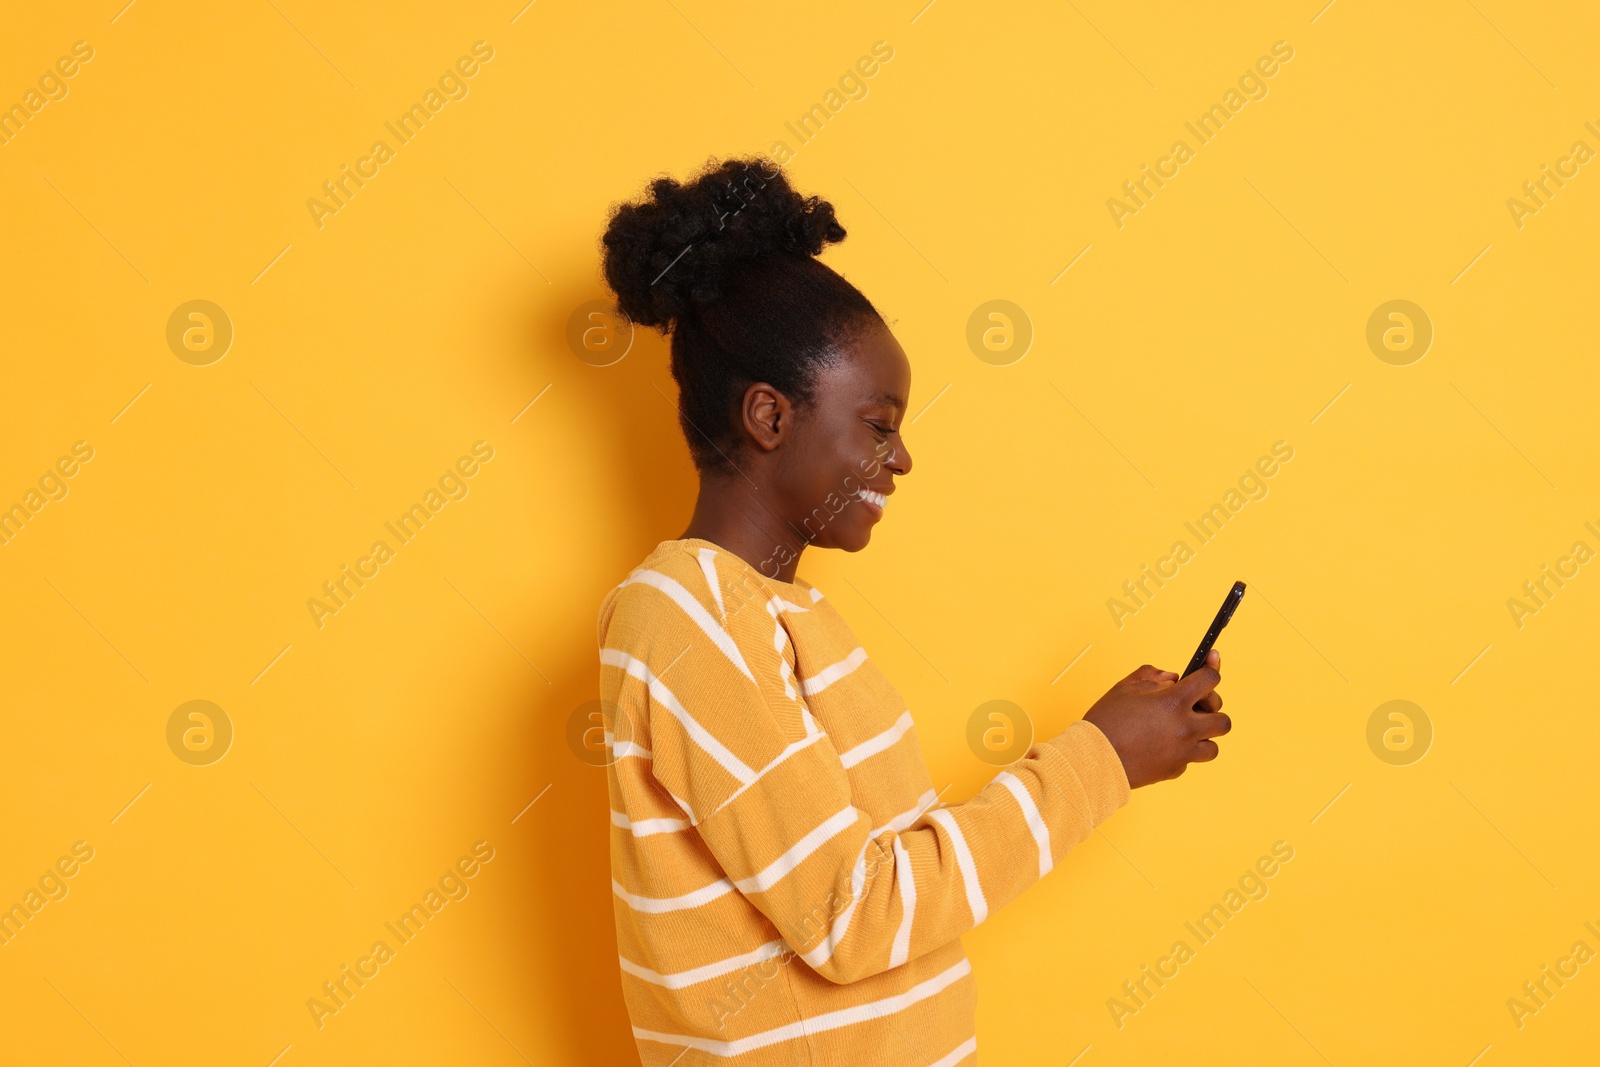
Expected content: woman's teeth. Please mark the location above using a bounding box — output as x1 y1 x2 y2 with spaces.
856 489 886 509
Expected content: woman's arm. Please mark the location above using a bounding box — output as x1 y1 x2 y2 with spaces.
686 710 1129 983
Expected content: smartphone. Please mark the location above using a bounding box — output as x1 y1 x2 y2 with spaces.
1182 580 1246 708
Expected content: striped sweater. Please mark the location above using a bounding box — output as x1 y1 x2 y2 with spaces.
597 537 1130 1065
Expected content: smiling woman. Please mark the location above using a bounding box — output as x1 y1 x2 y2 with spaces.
591 157 1226 1065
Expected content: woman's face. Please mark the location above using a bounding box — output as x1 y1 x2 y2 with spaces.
778 323 914 552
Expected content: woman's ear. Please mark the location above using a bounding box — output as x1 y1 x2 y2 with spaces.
742 382 792 453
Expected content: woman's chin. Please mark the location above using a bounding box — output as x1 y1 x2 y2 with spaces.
830 523 876 553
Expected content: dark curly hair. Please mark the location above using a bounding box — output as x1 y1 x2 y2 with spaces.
600 156 883 473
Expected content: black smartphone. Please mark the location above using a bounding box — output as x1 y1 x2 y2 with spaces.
1182 580 1245 707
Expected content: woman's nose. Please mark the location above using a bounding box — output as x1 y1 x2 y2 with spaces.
888 436 912 475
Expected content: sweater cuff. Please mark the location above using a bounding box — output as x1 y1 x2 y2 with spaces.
1042 718 1131 823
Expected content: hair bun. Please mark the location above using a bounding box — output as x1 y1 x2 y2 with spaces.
601 156 847 331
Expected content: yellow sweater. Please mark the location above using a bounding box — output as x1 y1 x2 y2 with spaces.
597 538 1130 1065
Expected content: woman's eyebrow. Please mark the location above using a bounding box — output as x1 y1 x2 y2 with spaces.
865 391 906 410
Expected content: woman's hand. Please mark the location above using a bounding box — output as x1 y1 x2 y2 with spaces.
1081 650 1229 789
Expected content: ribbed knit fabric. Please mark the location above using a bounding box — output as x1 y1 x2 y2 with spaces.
596 537 1131 1065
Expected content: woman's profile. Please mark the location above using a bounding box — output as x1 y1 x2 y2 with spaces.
594 156 1229 1065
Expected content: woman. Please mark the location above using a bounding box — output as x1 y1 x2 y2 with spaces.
595 157 1228 1065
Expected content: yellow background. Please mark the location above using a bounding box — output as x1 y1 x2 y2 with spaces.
2 0 1596 1063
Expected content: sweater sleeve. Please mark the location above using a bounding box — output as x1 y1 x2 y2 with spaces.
600 560 1131 985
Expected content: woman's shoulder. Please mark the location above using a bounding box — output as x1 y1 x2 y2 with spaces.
597 538 811 643
598 539 742 630
599 539 700 623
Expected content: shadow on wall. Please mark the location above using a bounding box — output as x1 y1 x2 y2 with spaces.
509 279 696 1064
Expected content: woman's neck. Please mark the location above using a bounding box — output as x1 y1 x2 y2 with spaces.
680 476 807 583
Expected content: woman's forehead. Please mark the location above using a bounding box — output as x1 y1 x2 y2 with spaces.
826 327 910 400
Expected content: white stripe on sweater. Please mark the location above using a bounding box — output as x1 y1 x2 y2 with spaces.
632 957 972 1056
600 648 757 785
697 548 726 620
802 843 872 968
621 569 752 682
931 1036 978 1067
611 740 653 761
839 710 914 768
611 809 688 836
611 877 734 914
995 771 1053 879
766 597 799 701
665 788 699 827
802 647 867 696
602 731 652 761
709 730 829 818
801 790 938 968
734 806 859 894
618 940 788 989
889 836 916 968
801 706 822 738
925 808 988 926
